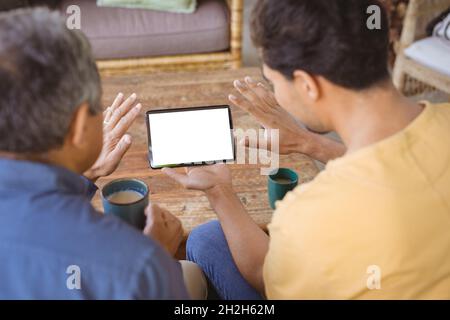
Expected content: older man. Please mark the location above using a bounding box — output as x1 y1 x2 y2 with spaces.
0 8 204 299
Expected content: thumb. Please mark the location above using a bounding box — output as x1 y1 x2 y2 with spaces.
162 167 189 188
145 202 161 218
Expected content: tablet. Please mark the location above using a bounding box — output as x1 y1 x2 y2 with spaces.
146 105 235 169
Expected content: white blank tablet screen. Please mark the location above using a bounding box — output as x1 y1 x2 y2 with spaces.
148 107 234 167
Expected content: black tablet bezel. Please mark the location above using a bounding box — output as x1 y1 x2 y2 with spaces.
145 105 235 169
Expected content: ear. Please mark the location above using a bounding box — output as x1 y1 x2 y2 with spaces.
66 103 91 148
293 70 321 101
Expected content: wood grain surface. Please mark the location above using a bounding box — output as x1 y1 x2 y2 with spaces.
93 67 320 235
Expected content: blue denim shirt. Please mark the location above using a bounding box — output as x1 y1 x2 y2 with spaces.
0 159 188 299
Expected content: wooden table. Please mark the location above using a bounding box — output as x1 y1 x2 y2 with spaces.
93 67 320 235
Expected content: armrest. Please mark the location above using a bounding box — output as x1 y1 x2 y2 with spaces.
227 0 243 67
399 0 450 51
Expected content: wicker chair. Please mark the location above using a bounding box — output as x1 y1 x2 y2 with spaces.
392 0 450 96
96 0 243 75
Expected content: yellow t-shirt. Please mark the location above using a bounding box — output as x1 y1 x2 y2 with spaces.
263 102 450 299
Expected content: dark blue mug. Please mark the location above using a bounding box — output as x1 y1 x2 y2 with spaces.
101 178 149 230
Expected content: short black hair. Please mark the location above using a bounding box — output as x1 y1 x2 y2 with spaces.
251 0 390 90
0 8 101 154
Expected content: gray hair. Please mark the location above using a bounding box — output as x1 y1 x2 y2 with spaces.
0 7 102 153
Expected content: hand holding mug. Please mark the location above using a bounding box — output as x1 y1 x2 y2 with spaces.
143 203 184 257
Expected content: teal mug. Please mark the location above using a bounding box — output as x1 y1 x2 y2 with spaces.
268 168 299 210
101 178 149 230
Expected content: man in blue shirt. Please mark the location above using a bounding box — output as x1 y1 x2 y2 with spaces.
0 8 194 299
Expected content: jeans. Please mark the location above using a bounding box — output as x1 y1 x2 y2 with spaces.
186 220 264 300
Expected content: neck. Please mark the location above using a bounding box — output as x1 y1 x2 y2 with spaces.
330 82 423 154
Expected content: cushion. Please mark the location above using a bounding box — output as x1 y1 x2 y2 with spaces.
96 0 197 14
405 37 450 77
61 0 230 60
432 9 450 40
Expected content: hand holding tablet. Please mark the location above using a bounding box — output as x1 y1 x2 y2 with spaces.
146 106 235 169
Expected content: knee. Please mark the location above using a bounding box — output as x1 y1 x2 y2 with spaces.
187 220 224 263
180 260 208 300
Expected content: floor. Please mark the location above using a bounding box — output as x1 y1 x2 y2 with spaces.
97 68 320 259
96 67 320 237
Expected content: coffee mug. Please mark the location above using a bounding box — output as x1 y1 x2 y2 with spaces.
268 168 299 210
101 178 149 230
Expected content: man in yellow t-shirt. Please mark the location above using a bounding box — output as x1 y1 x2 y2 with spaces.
162 0 450 299
264 101 450 299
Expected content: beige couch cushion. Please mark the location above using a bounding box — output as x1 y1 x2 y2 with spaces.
61 0 230 59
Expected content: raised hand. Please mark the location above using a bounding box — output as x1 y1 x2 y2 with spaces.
84 93 141 181
229 76 311 155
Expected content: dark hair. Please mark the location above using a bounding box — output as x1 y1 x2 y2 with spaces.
0 8 102 154
251 0 390 90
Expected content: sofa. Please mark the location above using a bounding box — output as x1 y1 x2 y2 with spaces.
1 0 243 74
66 0 243 74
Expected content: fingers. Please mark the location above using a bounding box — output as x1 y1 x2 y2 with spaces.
163 209 182 227
244 77 278 107
147 203 180 224
105 93 138 130
162 167 190 188
228 93 265 119
145 203 183 234
145 203 160 218
111 92 125 110
229 93 272 129
246 77 279 107
103 108 113 124
110 103 142 138
110 92 124 112
166 210 183 236
145 203 166 230
106 134 132 168
233 79 268 111
104 92 124 123
233 78 273 111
